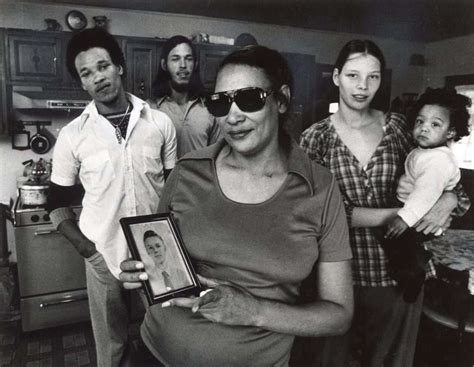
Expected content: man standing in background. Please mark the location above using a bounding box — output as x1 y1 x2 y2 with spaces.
148 35 221 158
47 28 176 367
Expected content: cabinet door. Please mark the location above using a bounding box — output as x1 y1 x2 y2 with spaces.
61 33 81 88
199 44 234 92
0 29 7 135
8 32 62 82
126 40 159 101
282 52 316 139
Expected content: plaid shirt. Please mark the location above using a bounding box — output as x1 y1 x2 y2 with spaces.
301 113 426 286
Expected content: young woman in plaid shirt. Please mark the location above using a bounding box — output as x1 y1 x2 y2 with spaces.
300 39 469 367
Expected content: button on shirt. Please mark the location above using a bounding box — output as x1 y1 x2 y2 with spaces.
149 96 221 158
51 94 177 278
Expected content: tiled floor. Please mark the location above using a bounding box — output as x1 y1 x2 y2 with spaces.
1 315 471 367
0 318 161 367
0 321 98 367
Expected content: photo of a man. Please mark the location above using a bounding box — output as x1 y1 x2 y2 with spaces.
142 229 193 294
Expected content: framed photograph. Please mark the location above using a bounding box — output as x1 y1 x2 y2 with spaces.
120 213 201 305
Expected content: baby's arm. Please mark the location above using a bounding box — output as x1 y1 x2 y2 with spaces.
397 149 459 228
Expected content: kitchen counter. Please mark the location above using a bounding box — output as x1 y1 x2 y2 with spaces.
425 229 474 294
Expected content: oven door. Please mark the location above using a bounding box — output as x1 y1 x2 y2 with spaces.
15 225 87 296
21 289 89 332
15 224 90 331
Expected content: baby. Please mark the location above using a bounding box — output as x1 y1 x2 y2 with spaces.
383 87 471 302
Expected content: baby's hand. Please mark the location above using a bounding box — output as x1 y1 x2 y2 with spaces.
385 216 409 239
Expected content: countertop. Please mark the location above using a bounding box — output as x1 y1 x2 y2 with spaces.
425 229 474 294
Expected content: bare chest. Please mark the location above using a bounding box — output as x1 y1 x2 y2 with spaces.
335 123 384 168
216 167 287 204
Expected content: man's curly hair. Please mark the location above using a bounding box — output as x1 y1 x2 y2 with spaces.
66 28 126 81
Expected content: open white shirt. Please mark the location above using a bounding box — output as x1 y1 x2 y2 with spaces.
51 94 177 278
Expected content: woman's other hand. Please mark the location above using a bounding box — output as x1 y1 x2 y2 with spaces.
415 192 456 235
119 259 147 289
162 275 260 326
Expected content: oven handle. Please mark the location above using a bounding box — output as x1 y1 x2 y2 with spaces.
40 294 88 308
34 229 61 236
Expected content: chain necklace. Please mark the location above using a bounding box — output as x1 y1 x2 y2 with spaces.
108 102 130 144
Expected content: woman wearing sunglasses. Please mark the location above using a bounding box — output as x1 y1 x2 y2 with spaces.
300 40 470 367
119 45 353 366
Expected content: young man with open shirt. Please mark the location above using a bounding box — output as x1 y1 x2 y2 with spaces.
46 28 176 367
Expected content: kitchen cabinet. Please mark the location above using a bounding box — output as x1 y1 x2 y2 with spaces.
7 30 63 83
125 39 163 101
0 29 8 135
61 32 82 88
198 43 235 92
0 28 318 140
282 52 316 139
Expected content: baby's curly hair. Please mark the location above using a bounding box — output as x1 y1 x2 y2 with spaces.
410 87 471 142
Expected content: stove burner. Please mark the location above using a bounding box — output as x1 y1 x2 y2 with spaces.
13 195 81 227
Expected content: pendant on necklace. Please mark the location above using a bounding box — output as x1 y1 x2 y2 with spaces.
115 127 122 144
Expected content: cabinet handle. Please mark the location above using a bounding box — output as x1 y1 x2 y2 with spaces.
34 229 61 236
40 294 88 308
139 81 146 93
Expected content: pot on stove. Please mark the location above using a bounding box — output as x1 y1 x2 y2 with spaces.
19 159 51 206
19 181 49 206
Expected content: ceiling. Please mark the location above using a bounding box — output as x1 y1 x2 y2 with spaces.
48 0 474 42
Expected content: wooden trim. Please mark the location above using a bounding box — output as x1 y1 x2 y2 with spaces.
445 74 474 87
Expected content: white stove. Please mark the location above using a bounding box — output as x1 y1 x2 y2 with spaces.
12 194 89 331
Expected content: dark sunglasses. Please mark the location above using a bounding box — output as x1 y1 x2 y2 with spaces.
205 87 274 117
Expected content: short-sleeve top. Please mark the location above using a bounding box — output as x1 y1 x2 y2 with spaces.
149 96 221 158
141 140 352 367
51 94 177 278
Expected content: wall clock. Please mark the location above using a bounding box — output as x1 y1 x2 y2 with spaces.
66 10 87 31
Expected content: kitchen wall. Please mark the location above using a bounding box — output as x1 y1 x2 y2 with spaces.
0 110 80 204
0 111 79 261
0 0 428 204
1 1 428 96
0 1 473 256
423 34 474 89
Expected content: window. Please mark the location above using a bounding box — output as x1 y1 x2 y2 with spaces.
450 85 474 169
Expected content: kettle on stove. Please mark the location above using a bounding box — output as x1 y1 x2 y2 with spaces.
22 159 52 181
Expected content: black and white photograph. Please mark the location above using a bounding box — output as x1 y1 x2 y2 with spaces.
120 213 200 305
0 0 473 366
